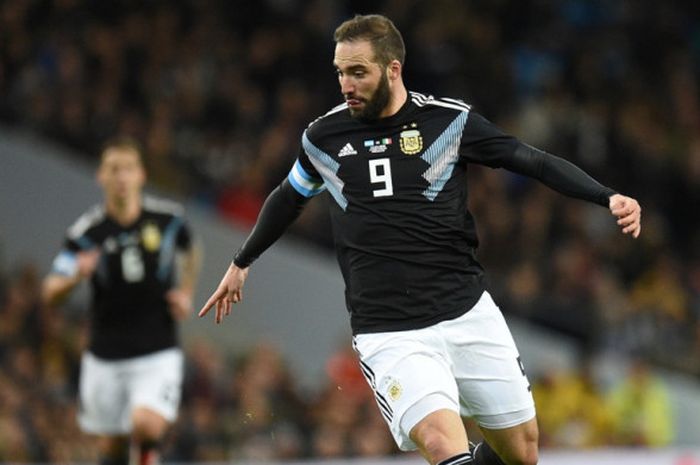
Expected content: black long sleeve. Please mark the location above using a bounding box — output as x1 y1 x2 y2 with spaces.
233 179 310 267
505 142 617 207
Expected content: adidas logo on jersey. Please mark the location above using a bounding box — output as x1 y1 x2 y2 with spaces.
338 143 358 157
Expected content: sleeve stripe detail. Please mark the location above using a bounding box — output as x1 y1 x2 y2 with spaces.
157 217 184 281
301 131 348 210
288 160 325 197
410 91 472 113
421 111 470 201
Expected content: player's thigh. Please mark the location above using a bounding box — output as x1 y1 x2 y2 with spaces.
354 330 461 452
78 352 130 435
444 292 535 425
479 417 539 465
127 348 184 424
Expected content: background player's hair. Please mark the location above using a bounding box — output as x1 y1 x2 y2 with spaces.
334 14 406 68
100 136 145 165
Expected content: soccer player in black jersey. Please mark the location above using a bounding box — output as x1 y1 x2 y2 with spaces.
42 138 201 465
200 14 641 465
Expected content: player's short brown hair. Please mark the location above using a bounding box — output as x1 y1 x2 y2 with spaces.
334 14 406 68
100 136 144 165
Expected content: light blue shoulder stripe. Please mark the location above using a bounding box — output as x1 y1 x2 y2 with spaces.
157 217 183 282
421 111 470 201
76 236 95 250
302 131 348 210
287 160 325 197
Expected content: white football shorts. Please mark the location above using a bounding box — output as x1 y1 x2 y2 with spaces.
78 347 184 435
353 291 535 451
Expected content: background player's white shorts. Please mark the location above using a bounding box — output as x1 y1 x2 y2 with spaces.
78 347 184 435
353 291 535 451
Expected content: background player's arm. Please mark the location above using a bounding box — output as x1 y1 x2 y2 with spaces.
41 249 100 306
167 240 203 320
199 178 310 323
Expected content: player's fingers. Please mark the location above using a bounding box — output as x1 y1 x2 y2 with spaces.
617 215 636 226
609 198 625 212
622 212 641 232
198 288 224 317
198 297 215 317
633 224 641 238
611 204 631 217
217 298 228 324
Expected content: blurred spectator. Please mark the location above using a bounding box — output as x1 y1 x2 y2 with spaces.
532 361 614 448
226 342 308 460
606 358 675 447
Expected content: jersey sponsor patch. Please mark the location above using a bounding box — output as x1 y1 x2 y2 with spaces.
364 137 393 154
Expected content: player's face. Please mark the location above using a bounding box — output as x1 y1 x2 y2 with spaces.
98 148 145 203
334 40 391 121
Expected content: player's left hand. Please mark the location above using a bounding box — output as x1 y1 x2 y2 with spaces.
609 193 641 238
166 288 194 320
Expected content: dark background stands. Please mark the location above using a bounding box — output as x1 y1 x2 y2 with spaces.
1 0 698 460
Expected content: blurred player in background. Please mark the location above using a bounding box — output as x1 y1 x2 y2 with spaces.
42 137 201 465
200 14 641 465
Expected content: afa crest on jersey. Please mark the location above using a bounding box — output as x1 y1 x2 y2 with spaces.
399 129 423 155
141 223 161 252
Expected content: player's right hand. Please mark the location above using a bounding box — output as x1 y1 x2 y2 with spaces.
198 263 249 324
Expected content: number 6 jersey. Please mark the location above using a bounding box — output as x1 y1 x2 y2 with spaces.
51 196 193 359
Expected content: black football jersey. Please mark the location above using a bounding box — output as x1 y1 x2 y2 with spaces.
288 92 531 334
51 196 193 359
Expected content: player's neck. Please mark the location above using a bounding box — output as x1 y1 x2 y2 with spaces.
380 84 408 118
106 196 142 226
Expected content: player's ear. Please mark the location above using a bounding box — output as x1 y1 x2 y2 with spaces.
387 59 401 82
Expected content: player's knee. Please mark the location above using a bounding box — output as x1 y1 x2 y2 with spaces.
410 417 466 464
519 425 539 465
505 439 538 465
422 431 454 462
131 407 168 441
512 450 538 465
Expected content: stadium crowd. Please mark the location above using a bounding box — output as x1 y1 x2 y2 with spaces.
1 0 698 461
0 261 676 461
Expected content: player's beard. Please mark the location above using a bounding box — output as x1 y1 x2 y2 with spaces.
350 72 390 122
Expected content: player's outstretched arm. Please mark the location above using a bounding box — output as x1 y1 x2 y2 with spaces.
198 263 249 324
609 193 642 238
41 248 101 307
198 178 310 324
